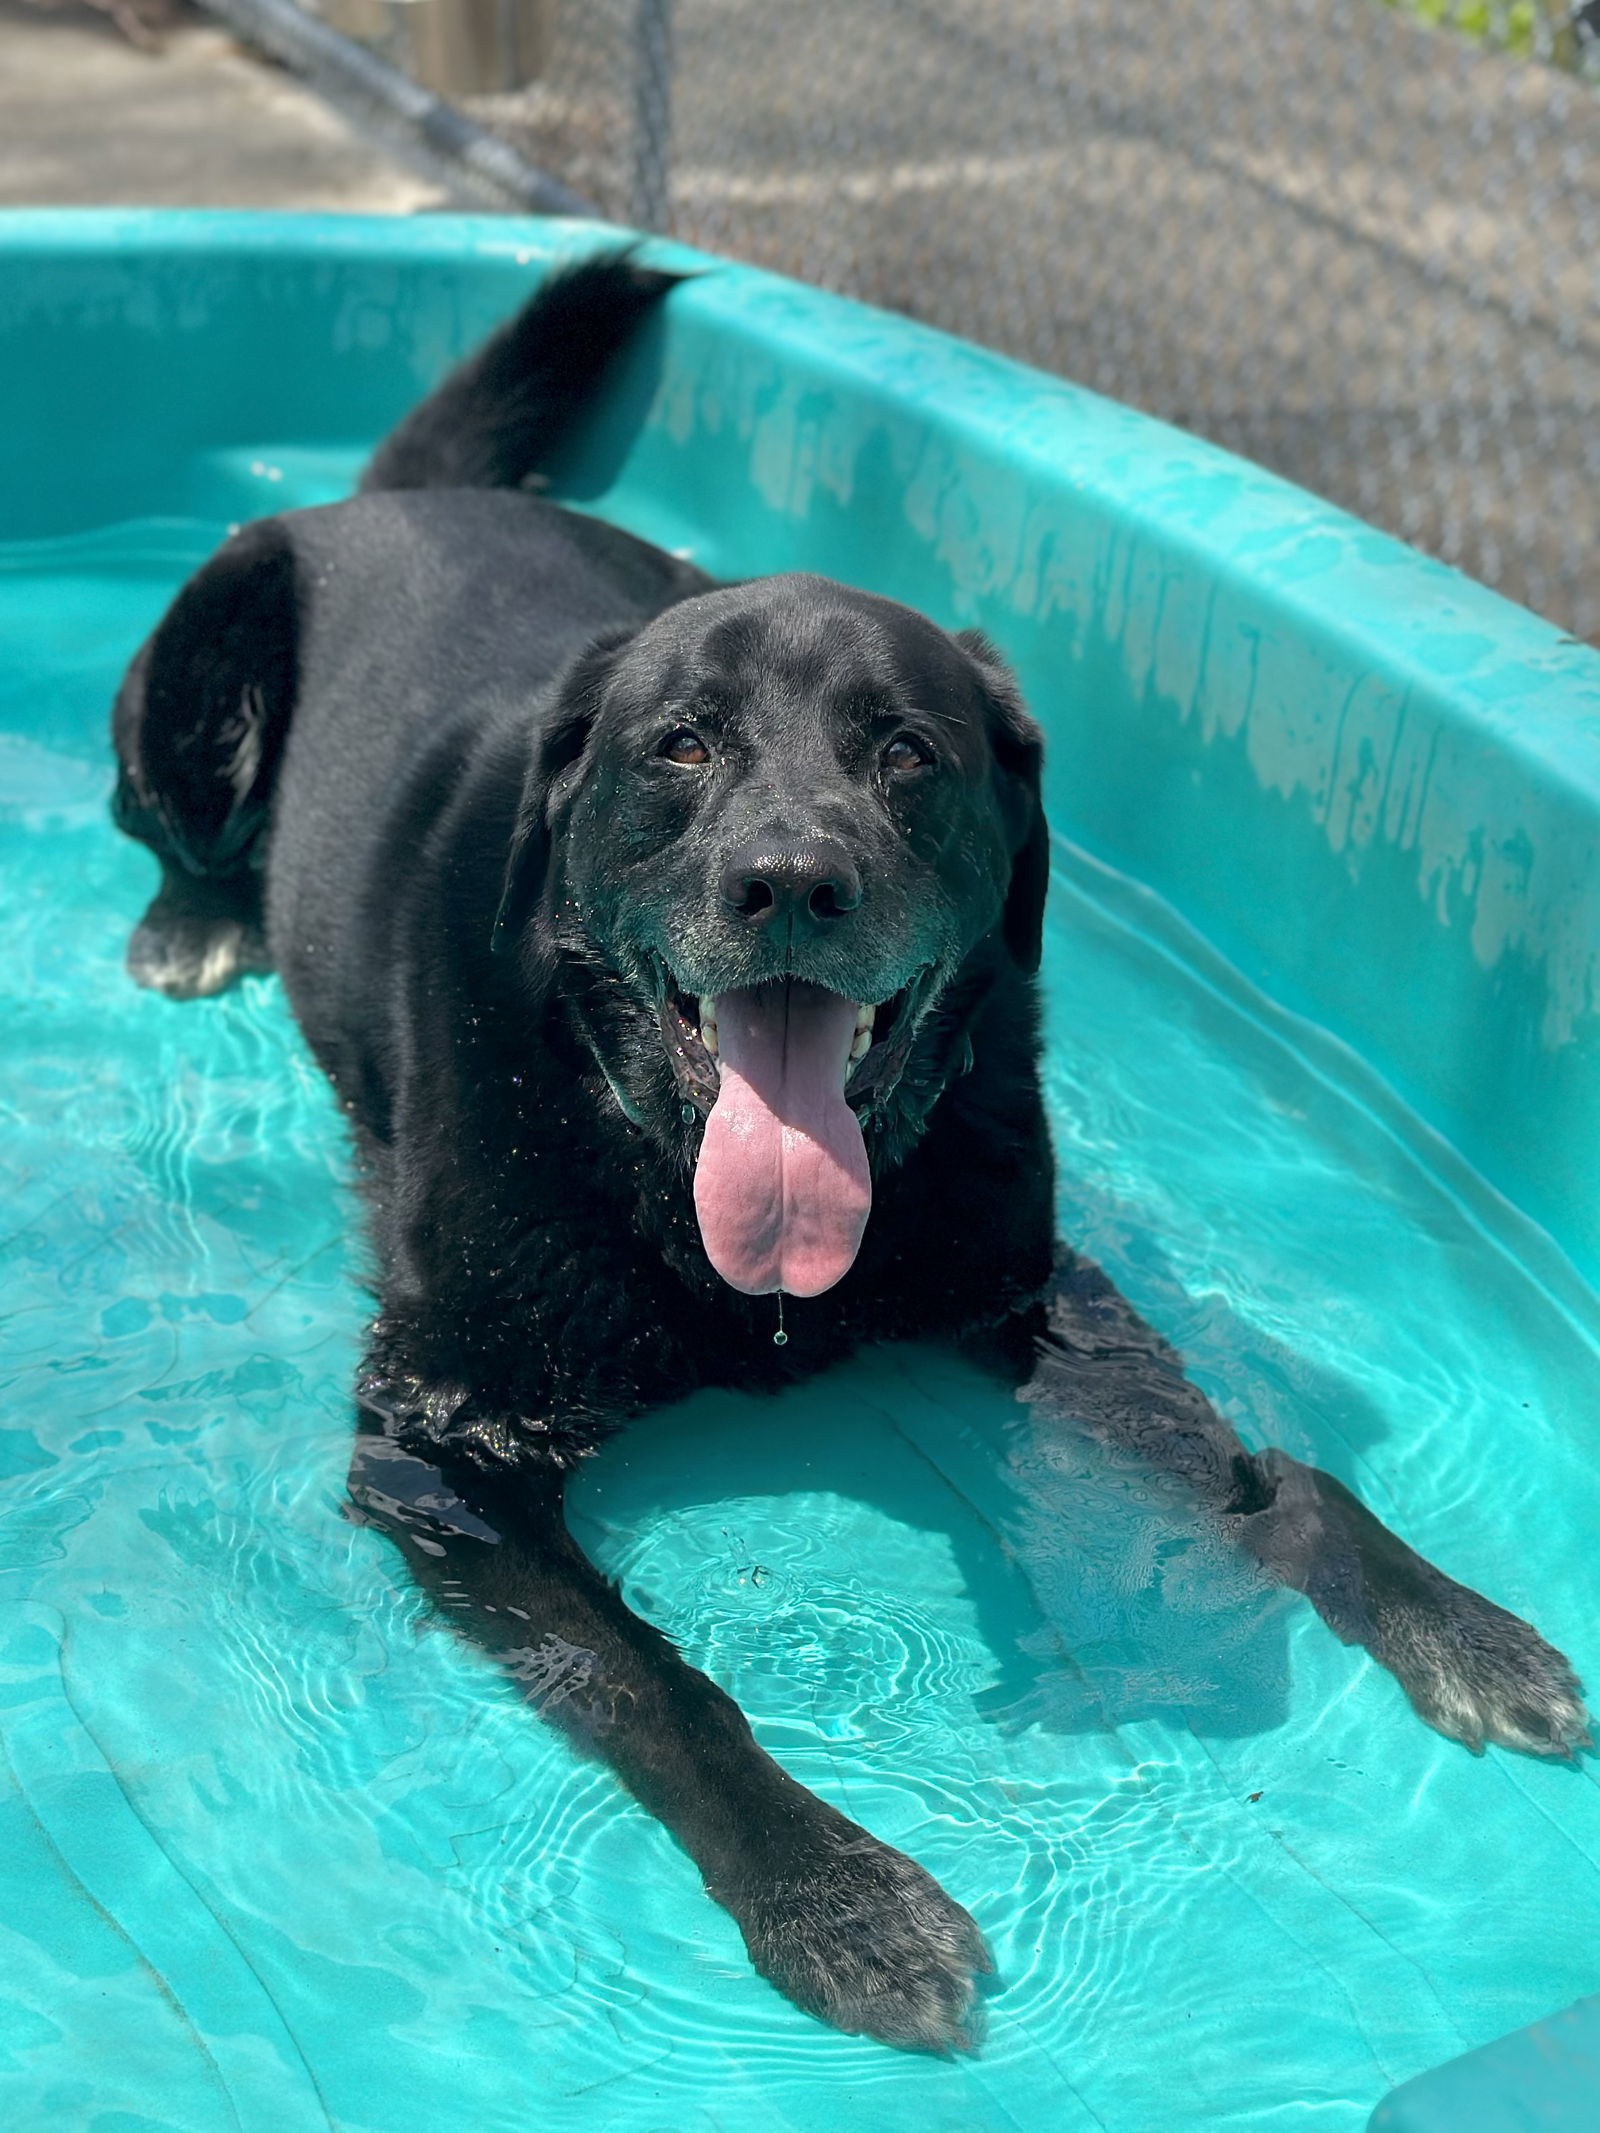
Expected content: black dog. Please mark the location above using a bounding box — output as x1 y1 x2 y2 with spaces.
111 252 1588 2051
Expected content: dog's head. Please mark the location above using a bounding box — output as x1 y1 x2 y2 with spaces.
495 574 1046 1298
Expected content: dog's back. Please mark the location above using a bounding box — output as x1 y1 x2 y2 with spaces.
264 491 703 1108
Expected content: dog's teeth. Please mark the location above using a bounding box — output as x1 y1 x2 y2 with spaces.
693 995 719 1056
849 1004 875 1062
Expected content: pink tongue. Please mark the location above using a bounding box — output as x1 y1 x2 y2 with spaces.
692 981 871 1297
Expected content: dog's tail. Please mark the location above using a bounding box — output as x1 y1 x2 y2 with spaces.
360 246 683 495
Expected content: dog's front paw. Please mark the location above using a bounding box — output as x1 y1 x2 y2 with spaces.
717 1819 991 2051
1374 1566 1589 1758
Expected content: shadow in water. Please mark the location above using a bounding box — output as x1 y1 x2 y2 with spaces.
564 1227 1403 1755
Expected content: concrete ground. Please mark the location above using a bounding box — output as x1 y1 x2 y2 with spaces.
0 0 447 210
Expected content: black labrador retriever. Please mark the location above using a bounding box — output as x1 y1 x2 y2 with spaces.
110 251 1587 2051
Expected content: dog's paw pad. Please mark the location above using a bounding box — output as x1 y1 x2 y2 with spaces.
127 914 269 999
724 1827 990 2051
1381 1575 1589 1759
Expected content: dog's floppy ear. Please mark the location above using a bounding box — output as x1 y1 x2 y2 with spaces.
957 628 1048 974
492 626 635 956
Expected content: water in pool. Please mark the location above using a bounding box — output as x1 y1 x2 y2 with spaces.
4 515 1599 2133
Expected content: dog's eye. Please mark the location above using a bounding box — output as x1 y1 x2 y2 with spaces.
659 727 711 767
883 732 934 773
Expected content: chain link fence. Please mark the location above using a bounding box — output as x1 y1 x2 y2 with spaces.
318 0 1600 641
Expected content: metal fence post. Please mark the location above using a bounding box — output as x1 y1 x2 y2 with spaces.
629 0 675 230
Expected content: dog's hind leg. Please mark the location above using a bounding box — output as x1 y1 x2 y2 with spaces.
110 518 299 998
994 1249 1589 1759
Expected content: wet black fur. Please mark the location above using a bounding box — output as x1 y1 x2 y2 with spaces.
111 251 1588 2053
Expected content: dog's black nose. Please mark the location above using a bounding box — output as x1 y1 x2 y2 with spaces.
720 836 863 928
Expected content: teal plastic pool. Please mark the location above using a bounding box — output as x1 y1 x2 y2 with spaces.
3 211 1600 2133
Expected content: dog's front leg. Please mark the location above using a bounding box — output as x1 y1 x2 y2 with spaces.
995 1250 1588 1758
346 1419 990 2049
